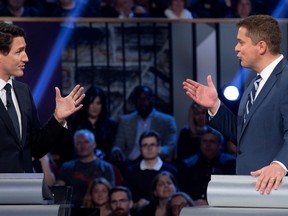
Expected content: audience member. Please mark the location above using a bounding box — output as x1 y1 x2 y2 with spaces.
189 0 232 18
177 102 207 163
83 177 112 216
164 0 193 19
166 192 194 216
68 86 118 160
0 0 42 17
226 0 254 18
138 170 178 216
111 86 177 172
108 186 133 216
114 0 148 18
56 129 115 207
123 130 177 211
49 0 97 17
178 127 236 203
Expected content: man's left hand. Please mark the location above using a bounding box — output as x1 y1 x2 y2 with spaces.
53 84 85 124
251 163 285 195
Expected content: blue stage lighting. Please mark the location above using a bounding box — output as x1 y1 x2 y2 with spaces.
33 0 88 107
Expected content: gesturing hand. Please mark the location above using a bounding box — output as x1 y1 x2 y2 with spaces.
183 75 220 114
53 84 85 124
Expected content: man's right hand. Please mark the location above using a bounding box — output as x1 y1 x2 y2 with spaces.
183 75 220 114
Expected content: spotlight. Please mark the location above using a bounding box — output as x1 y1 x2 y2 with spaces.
223 85 240 101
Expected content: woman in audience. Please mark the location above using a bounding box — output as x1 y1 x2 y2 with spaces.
83 177 112 216
177 102 207 162
69 86 118 160
166 192 194 216
138 171 178 216
164 0 193 19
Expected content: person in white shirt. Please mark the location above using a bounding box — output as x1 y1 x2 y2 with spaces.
164 0 193 19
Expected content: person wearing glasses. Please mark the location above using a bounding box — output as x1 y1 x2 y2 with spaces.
123 130 177 212
108 186 133 216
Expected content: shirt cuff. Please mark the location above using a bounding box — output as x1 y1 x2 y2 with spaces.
271 161 288 175
208 100 221 120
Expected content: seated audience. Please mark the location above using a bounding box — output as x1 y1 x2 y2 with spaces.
138 171 178 216
108 186 134 216
177 102 207 163
49 0 97 17
68 86 118 160
166 192 194 216
114 0 148 18
164 0 193 19
226 0 254 18
110 85 177 173
178 126 236 204
0 0 41 17
123 130 177 211
83 177 112 216
56 129 115 207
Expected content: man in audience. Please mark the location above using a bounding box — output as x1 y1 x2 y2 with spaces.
123 130 177 211
56 129 115 207
109 186 133 216
110 85 177 170
178 126 236 204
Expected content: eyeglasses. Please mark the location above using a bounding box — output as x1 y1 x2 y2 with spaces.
141 143 159 149
110 199 129 205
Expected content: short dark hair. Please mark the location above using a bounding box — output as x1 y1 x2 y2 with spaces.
0 22 25 55
132 85 154 104
139 130 161 146
236 15 281 54
108 186 133 203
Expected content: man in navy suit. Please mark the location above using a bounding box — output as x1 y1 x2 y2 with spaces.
0 21 85 173
183 15 288 195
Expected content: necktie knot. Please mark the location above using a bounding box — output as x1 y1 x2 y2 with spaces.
4 83 12 92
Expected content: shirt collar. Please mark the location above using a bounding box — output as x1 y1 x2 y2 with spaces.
259 54 283 81
0 78 13 91
140 156 163 170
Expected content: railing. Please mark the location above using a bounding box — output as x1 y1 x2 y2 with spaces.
4 17 288 128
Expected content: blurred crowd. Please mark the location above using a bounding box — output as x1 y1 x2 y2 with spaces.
0 0 286 19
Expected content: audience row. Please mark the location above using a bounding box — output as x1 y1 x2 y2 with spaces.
35 84 237 215
0 0 285 19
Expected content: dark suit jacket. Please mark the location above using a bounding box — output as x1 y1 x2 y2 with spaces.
0 80 68 173
112 109 177 159
210 58 288 174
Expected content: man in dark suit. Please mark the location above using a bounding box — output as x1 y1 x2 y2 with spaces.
0 21 85 173
110 86 177 166
183 15 288 195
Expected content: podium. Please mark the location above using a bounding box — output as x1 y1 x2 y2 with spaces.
180 175 288 216
0 173 99 216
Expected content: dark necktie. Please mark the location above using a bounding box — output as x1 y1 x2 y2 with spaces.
4 83 20 139
244 75 262 122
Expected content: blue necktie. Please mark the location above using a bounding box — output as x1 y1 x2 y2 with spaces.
244 75 262 122
4 84 20 139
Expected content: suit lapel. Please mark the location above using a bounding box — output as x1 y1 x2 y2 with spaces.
0 91 21 144
239 59 285 140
